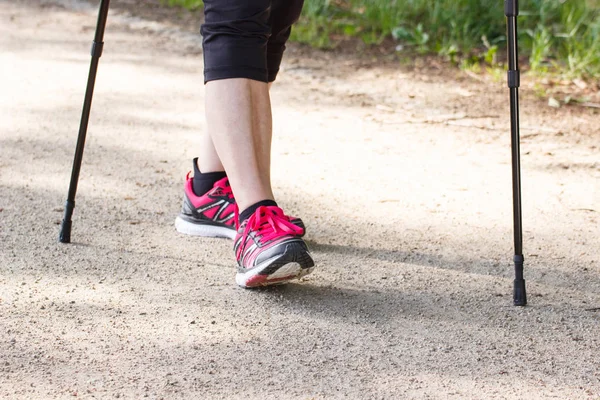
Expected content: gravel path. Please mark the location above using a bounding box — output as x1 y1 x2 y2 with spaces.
1 0 599 398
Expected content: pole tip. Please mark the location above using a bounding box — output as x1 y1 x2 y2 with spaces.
513 279 527 306
59 219 72 243
59 200 75 243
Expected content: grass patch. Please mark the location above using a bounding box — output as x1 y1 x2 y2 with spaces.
293 0 600 79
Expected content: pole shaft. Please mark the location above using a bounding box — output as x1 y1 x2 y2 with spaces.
59 0 111 243
505 0 526 306
66 56 101 202
507 17 523 257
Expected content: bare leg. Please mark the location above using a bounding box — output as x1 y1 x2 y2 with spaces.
197 130 224 173
198 81 274 174
204 78 274 212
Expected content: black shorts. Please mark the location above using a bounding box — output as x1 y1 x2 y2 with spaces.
201 0 304 83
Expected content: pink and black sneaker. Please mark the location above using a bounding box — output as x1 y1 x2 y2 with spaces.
175 172 238 239
175 173 306 240
234 206 315 288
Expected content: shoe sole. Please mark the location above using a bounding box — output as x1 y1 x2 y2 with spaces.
175 216 236 240
236 243 315 288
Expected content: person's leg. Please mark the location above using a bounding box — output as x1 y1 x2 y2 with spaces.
176 0 274 240
199 0 274 213
197 132 224 173
184 0 314 287
175 0 305 238
197 0 303 177
204 78 274 212
200 0 308 213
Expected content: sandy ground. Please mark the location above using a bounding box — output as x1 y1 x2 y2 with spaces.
1 0 600 399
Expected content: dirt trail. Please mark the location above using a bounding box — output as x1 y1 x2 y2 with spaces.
1 0 599 399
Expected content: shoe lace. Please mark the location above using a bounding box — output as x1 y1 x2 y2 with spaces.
236 206 303 259
234 204 299 230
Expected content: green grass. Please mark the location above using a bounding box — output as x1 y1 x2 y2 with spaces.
294 0 600 79
162 0 203 10
164 0 600 79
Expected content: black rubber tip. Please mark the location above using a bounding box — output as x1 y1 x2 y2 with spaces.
513 279 527 306
59 200 75 243
59 219 72 243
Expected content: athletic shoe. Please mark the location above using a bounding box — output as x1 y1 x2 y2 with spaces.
234 205 315 288
175 172 238 239
175 173 306 239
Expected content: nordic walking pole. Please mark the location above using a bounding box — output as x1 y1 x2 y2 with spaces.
59 0 111 243
505 0 526 306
